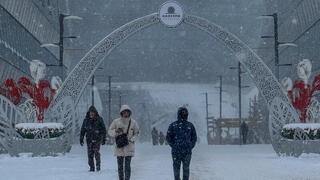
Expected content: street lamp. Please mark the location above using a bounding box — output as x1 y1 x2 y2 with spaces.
118 90 127 109
278 43 298 47
40 14 82 78
63 15 83 20
40 43 59 48
214 75 227 119
259 13 297 80
229 62 250 145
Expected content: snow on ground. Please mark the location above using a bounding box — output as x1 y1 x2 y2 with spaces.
1 144 320 180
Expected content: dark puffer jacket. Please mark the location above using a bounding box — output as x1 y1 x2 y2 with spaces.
80 106 106 144
166 107 197 154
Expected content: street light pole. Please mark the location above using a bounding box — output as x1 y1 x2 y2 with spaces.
215 76 226 119
59 14 64 68
230 63 250 145
219 75 222 119
91 75 95 106
41 14 82 79
108 76 112 126
238 62 242 146
272 13 280 80
260 13 295 80
205 92 209 122
119 92 122 109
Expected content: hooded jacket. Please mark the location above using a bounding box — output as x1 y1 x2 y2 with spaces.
108 105 140 157
166 107 197 154
80 106 107 144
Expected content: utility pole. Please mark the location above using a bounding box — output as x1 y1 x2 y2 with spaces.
203 92 215 145
215 76 225 144
58 14 80 78
260 13 295 80
108 76 112 126
219 75 222 119
205 92 209 124
43 14 82 79
91 75 95 106
230 63 250 145
204 92 210 142
119 92 122 109
273 13 279 80
59 14 64 68
238 62 242 146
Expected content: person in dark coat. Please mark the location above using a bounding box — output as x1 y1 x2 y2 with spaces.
151 127 159 145
240 121 249 145
166 107 197 180
80 106 107 172
159 131 165 145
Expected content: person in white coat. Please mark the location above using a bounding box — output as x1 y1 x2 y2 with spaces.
108 105 139 180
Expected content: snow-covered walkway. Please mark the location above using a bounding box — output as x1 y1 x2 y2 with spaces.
1 144 320 180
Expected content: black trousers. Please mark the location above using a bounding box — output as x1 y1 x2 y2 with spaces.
172 153 192 180
242 133 248 144
87 142 101 170
117 156 132 180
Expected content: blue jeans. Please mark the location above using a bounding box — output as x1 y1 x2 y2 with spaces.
172 153 192 180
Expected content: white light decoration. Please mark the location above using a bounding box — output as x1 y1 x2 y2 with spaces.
281 77 293 91
297 59 312 84
30 60 46 84
51 76 63 92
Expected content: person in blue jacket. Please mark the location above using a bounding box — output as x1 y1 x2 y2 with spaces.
166 107 197 180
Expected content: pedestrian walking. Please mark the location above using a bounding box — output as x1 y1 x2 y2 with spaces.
152 127 159 145
80 106 106 172
108 105 140 180
240 121 249 144
166 107 197 180
159 131 165 145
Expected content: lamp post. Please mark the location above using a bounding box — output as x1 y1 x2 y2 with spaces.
258 13 296 80
230 62 250 145
41 14 82 78
214 75 227 119
91 75 95 106
119 91 127 109
202 92 214 144
108 76 113 127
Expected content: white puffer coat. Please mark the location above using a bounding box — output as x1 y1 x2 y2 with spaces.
108 105 140 157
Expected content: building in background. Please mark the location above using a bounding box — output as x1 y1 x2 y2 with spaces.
0 0 67 82
0 0 92 129
259 0 320 80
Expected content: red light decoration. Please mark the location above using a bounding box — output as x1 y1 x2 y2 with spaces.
287 75 320 123
0 77 56 123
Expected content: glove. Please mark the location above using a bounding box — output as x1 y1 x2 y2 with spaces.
116 128 124 134
80 139 84 146
102 139 106 145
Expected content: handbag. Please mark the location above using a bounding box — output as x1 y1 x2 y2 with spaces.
115 119 131 148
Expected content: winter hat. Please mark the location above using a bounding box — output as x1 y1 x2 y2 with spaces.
177 107 188 121
120 105 132 116
87 106 99 117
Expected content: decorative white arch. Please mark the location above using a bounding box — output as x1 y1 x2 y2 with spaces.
47 13 299 155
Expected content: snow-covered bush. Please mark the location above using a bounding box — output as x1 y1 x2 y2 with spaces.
15 123 65 139
281 123 320 140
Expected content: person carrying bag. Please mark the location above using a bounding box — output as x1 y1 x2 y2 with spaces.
108 105 139 180
115 119 131 148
